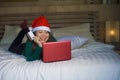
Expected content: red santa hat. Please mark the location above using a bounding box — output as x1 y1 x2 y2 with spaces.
32 16 51 32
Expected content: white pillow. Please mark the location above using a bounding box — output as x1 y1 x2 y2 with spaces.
57 36 88 50
0 25 27 45
52 23 95 43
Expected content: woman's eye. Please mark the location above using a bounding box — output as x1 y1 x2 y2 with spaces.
45 31 48 34
39 31 42 33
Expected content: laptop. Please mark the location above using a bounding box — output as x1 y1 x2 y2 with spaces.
42 40 71 62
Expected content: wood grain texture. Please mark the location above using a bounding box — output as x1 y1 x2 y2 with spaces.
0 11 105 42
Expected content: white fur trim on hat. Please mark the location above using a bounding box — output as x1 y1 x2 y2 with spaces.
32 26 51 32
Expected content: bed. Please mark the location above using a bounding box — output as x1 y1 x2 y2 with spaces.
0 12 120 80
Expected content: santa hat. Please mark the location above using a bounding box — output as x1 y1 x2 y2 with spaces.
32 16 51 32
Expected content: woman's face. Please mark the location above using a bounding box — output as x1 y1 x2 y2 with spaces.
35 30 50 43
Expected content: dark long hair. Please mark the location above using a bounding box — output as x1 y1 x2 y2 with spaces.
47 32 57 42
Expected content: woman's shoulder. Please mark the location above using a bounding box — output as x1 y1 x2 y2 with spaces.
25 40 33 45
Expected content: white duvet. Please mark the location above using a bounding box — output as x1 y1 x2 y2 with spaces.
0 42 120 80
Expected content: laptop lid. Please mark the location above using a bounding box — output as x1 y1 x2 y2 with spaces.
42 40 71 62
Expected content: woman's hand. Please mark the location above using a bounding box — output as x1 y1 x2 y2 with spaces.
33 36 44 47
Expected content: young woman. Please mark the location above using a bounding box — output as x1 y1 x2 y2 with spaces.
8 16 56 61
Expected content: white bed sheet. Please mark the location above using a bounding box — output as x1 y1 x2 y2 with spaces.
0 42 120 80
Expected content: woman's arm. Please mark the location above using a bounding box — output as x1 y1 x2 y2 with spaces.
23 41 42 61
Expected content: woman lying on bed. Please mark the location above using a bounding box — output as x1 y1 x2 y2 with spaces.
8 16 56 61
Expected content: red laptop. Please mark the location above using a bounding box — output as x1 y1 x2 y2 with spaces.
42 40 71 62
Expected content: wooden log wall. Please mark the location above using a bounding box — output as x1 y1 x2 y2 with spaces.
0 11 105 42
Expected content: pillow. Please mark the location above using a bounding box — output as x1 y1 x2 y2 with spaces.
52 23 95 43
57 36 88 50
0 25 27 45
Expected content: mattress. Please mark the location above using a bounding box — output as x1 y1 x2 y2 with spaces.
0 42 120 80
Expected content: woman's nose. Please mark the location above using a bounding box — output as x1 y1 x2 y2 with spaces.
41 33 46 37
